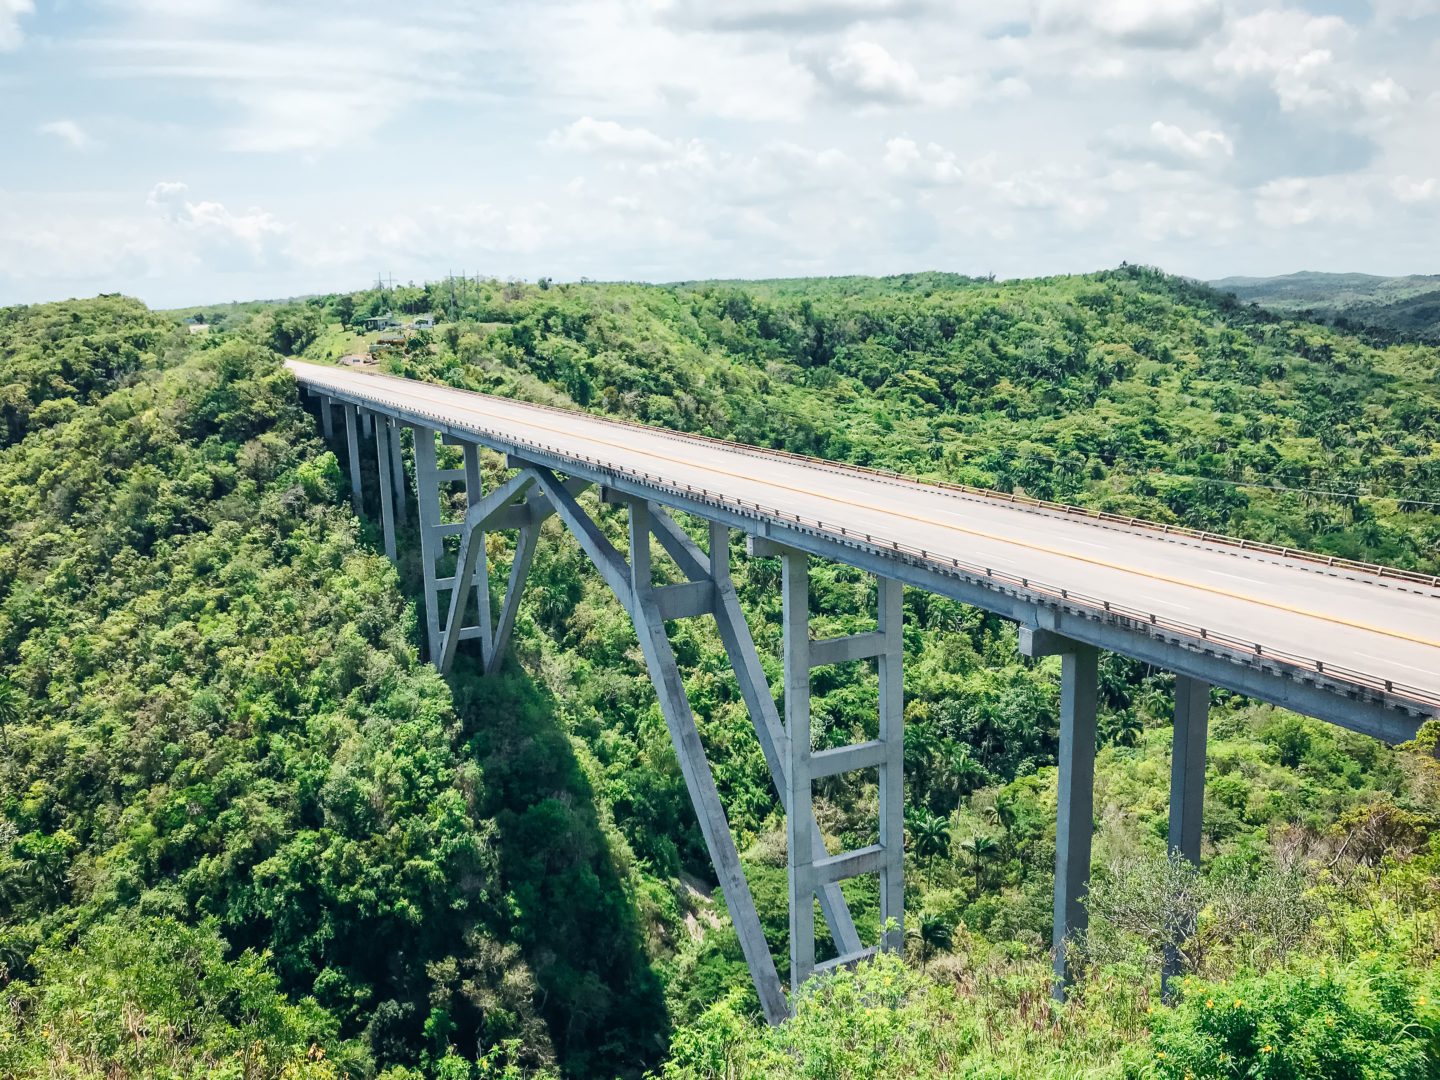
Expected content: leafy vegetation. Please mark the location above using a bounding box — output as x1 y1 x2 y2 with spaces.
2 266 1439 1078
0 300 657 1078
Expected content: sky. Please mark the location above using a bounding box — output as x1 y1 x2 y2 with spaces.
2 0 1438 307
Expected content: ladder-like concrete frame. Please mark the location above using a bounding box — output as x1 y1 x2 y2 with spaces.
749 536 904 991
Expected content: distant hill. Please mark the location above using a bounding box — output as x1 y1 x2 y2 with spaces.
1210 270 1440 343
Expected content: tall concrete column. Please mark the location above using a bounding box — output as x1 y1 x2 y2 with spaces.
1020 625 1099 1000
762 537 905 993
463 442 493 658
1163 675 1210 996
781 548 817 992
387 419 408 522
319 394 334 440
877 576 905 953
374 417 397 563
1168 676 1209 862
1054 643 1099 997
343 403 363 515
361 409 373 439
412 426 444 660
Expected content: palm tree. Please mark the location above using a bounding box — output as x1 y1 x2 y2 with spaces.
943 743 987 798
909 913 953 971
904 723 943 803
1101 710 1143 748
909 810 952 879
985 790 1019 858
0 678 20 751
961 834 999 896
1138 685 1172 722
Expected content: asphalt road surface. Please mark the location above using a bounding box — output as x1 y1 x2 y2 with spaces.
289 360 1440 706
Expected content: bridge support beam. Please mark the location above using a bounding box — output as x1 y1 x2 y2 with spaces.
528 472 790 1025
415 430 524 672
753 536 905 993
1021 626 1098 1000
413 426 446 661
487 525 536 675
428 461 596 676
1163 675 1209 999
387 419 408 523
361 409 373 440
343 403 363 515
374 412 397 564
649 513 865 963
319 394 334 440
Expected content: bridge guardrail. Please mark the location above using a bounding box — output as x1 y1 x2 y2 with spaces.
292 366 1440 717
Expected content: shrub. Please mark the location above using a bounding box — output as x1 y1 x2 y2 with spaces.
1151 957 1440 1080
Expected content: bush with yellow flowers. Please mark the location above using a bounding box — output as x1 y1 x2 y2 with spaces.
1149 955 1440 1079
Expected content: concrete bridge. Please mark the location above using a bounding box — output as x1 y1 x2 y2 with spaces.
288 358 1440 1024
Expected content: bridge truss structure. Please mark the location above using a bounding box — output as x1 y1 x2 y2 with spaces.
293 360 1440 1024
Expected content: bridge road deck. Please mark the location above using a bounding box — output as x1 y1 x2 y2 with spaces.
289 357 1440 736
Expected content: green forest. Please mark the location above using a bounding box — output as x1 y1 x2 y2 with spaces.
2 267 1439 1079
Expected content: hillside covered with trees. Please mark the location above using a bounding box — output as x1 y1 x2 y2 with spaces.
3 268 1440 1079
1212 271 1440 346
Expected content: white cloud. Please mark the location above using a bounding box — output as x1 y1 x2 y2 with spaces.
1391 175 1438 202
1148 120 1233 161
803 39 967 107
147 181 287 259
1033 0 1224 48
548 117 681 161
1363 77 1409 107
1255 176 1373 226
882 137 964 184
38 120 93 150
661 0 928 32
145 181 191 221
1207 10 1409 118
79 8 489 151
513 0 817 122
0 0 33 51
707 142 856 204
1098 120 1234 172
1213 11 1346 106
984 164 1111 225
1371 0 1440 24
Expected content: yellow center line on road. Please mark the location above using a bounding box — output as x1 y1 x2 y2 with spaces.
305 368 1440 653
